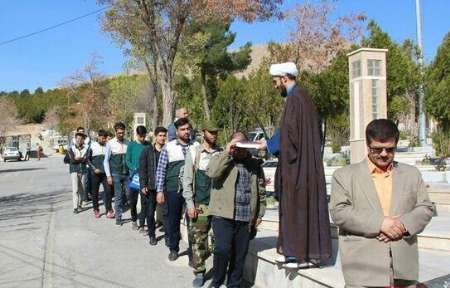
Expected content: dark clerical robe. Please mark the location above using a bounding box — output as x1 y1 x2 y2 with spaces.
276 85 332 263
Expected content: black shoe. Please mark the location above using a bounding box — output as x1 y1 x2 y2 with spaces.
115 218 122 226
149 236 157 246
168 250 178 261
192 273 205 288
73 208 78 214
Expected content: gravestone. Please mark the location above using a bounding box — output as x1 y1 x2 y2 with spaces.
347 48 388 164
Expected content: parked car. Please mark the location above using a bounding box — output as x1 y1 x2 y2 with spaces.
52 137 68 152
2 147 22 162
248 130 265 142
262 159 278 196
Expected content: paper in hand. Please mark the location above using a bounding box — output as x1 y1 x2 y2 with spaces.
235 141 260 149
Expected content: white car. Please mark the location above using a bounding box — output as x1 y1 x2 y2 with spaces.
262 159 278 195
2 147 22 162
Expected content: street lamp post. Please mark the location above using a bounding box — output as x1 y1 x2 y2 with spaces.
416 0 427 146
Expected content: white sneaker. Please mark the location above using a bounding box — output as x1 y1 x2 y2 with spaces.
283 261 315 269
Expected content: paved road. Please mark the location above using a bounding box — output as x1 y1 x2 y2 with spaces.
0 156 198 288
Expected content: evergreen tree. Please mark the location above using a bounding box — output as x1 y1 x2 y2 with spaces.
425 32 450 156
361 21 420 122
183 18 252 120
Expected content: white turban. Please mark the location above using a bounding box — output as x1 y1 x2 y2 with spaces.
269 62 298 77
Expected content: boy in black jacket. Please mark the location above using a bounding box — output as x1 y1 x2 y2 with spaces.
88 130 113 219
139 127 167 245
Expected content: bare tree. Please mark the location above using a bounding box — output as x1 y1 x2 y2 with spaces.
43 106 60 130
270 0 366 72
98 0 282 126
59 54 110 132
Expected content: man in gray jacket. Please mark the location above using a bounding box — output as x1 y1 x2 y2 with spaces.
330 119 433 287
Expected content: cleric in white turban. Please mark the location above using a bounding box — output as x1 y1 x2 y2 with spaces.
257 61 332 268
269 62 298 78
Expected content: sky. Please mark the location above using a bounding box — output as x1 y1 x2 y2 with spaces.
0 0 449 92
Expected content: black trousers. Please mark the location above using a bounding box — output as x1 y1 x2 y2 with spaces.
159 202 169 243
211 216 250 288
91 172 112 211
166 190 185 252
128 187 139 222
139 190 157 237
85 167 92 201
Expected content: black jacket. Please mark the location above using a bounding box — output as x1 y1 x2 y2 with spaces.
139 145 160 191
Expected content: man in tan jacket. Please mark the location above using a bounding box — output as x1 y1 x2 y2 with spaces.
206 132 266 288
330 119 433 287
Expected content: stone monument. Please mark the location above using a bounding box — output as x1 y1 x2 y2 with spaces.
347 48 388 163
133 112 147 141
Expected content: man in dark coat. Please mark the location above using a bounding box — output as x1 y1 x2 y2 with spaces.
262 62 332 268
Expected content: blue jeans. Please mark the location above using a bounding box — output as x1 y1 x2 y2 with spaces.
112 174 129 220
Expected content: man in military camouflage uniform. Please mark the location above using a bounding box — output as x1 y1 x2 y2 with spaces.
183 123 221 288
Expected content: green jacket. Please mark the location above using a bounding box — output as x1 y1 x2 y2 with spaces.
206 151 266 223
126 140 150 172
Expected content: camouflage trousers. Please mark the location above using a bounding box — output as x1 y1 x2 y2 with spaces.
188 213 212 274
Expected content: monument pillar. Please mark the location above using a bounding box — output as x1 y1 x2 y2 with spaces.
347 48 388 164
133 113 147 141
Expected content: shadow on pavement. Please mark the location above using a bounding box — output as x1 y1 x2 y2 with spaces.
0 167 45 174
0 191 67 222
0 243 136 288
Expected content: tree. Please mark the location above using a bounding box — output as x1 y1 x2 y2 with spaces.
121 46 162 129
98 0 282 126
35 87 44 94
361 21 420 122
43 106 60 130
425 32 450 156
60 55 110 132
175 75 205 127
212 75 249 140
245 61 282 137
295 51 350 152
182 18 252 120
20 89 31 97
264 0 365 152
269 0 366 72
108 74 145 128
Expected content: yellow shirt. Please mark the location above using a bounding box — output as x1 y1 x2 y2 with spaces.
368 159 393 216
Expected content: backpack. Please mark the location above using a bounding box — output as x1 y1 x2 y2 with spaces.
63 150 70 164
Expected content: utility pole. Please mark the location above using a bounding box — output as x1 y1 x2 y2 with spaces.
416 0 427 146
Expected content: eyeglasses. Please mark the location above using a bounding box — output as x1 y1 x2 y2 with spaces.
368 146 396 154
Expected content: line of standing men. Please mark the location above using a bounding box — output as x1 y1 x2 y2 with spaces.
66 111 266 288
